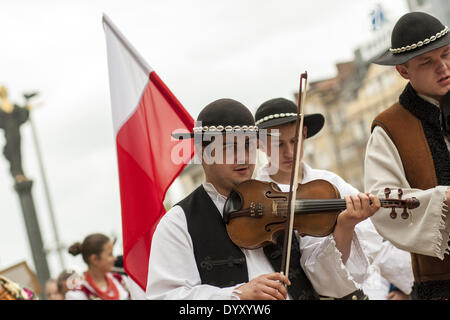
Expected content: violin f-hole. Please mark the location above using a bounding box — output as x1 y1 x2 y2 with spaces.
265 191 288 200
265 221 285 233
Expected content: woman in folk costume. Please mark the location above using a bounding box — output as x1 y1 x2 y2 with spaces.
254 98 414 299
365 12 450 300
65 233 130 300
146 98 379 300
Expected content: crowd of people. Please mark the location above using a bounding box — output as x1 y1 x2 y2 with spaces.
0 233 148 300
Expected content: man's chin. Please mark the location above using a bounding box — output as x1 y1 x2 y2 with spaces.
231 173 252 186
430 87 450 98
278 166 293 175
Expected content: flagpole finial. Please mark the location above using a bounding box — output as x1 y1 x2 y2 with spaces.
102 13 152 75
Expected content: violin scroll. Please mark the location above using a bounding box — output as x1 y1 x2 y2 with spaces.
382 187 419 220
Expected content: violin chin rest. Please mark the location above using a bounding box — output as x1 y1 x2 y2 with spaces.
223 189 243 224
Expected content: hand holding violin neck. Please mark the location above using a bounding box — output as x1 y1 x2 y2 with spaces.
336 193 381 229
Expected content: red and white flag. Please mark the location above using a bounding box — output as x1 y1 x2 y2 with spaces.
103 14 194 290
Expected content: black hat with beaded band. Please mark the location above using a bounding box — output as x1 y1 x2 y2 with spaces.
172 98 259 140
255 97 324 139
374 11 450 66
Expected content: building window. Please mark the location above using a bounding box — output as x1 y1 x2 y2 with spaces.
416 0 427 7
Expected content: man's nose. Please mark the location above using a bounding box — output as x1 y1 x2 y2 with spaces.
284 143 295 156
436 58 449 73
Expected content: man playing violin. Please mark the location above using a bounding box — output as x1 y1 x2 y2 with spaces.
145 98 379 300
255 97 414 300
365 12 450 300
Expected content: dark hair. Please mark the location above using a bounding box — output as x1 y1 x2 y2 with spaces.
68 233 111 265
56 270 76 293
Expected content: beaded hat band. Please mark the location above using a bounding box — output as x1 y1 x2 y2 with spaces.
389 26 449 54
255 112 297 126
254 98 324 139
192 125 258 133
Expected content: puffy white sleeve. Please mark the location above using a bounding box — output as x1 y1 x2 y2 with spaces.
328 158 414 295
364 126 449 259
145 205 239 300
355 219 414 295
299 232 369 298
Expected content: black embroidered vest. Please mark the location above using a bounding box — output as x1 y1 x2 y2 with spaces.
399 83 450 186
177 185 319 300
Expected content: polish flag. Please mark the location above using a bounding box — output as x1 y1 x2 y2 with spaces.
103 14 194 290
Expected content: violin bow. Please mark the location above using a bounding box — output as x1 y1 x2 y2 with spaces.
280 72 308 278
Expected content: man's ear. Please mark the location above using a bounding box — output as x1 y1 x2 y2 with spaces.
396 64 410 80
303 126 308 139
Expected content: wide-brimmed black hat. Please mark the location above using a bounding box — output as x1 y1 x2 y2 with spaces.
172 98 258 140
374 12 450 66
255 98 324 139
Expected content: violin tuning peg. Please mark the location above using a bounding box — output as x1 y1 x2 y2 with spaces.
384 187 391 198
398 188 403 200
390 208 397 219
401 207 409 220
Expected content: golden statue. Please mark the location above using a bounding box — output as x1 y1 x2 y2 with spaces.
0 86 32 183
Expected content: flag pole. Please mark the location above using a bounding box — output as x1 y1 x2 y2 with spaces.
28 105 66 271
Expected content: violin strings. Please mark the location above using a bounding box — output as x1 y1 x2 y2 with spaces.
275 199 396 207
274 199 399 213
275 199 346 213
276 200 346 207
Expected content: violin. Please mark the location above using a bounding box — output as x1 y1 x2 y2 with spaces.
223 179 420 249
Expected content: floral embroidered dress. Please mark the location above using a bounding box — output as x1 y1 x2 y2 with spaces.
0 275 37 300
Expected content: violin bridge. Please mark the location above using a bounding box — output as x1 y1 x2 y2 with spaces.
272 201 278 215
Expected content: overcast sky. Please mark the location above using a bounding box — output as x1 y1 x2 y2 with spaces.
0 0 409 279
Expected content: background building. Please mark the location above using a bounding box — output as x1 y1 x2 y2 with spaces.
300 4 408 191
407 0 450 24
